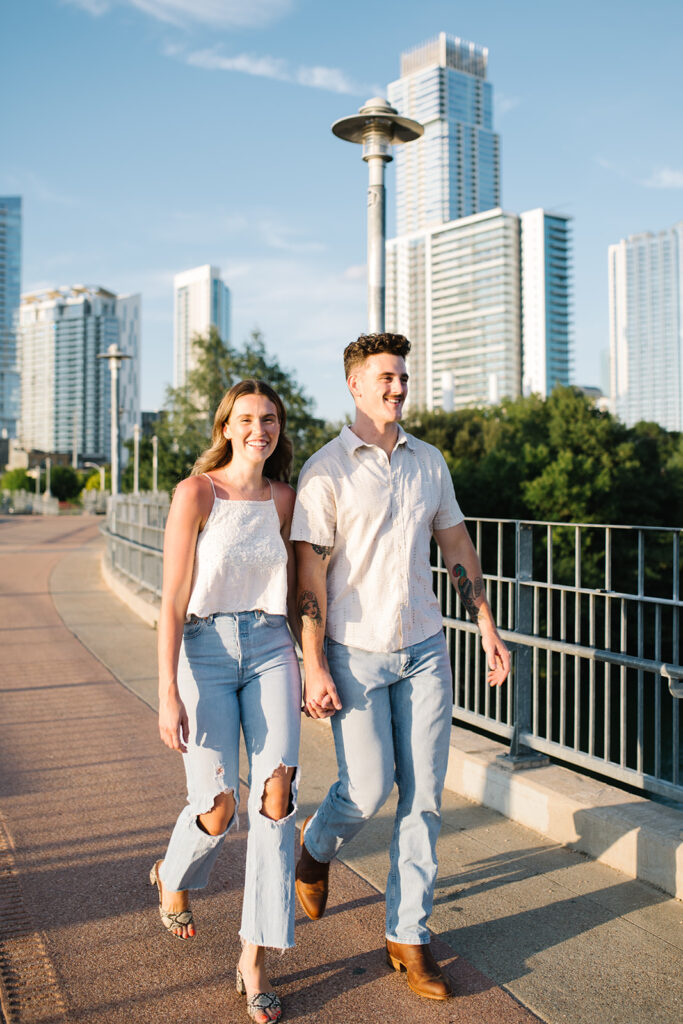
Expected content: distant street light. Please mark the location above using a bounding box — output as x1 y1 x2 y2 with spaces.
97 343 131 497
133 423 140 495
45 456 52 497
332 97 422 332
84 461 106 492
151 435 158 493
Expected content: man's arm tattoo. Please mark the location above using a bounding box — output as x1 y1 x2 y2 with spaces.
298 590 323 627
312 544 332 561
451 564 483 623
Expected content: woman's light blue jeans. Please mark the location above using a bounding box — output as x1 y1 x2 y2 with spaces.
303 630 452 945
159 611 302 949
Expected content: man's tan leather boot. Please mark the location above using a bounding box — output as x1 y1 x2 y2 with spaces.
385 939 453 1000
295 816 330 920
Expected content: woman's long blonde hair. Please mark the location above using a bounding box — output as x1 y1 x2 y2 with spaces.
191 379 293 482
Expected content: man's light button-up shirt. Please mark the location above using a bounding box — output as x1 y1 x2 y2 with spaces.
291 424 464 654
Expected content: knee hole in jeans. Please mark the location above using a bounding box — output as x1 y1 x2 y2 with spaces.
197 788 236 836
259 763 298 822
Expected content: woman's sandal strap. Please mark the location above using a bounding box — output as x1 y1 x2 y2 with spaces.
246 992 281 1012
159 907 194 929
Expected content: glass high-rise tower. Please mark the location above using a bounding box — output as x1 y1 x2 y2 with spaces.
0 197 22 437
173 265 231 389
388 33 500 236
609 223 683 432
19 285 140 460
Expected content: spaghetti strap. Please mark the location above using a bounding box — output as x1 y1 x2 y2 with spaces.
202 473 217 498
267 478 274 500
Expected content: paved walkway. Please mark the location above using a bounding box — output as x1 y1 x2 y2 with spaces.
1 516 682 1024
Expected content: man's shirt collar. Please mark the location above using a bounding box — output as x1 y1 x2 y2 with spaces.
340 423 414 454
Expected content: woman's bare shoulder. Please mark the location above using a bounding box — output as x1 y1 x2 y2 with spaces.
271 480 296 518
172 474 214 513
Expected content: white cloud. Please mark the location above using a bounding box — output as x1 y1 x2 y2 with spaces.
598 157 683 190
64 0 292 28
185 49 289 80
180 46 368 95
495 94 520 118
641 167 683 189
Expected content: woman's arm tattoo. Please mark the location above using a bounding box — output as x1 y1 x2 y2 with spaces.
451 564 483 623
312 544 332 560
298 590 323 627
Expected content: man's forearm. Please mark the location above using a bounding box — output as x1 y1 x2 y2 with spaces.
295 541 332 670
297 585 327 669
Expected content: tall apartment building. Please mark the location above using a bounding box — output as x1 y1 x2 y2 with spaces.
609 223 683 432
385 35 572 412
0 196 22 437
521 209 572 397
174 265 231 389
387 207 572 411
19 285 140 460
387 208 521 410
387 33 500 235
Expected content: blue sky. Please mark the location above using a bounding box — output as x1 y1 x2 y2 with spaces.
3 0 683 420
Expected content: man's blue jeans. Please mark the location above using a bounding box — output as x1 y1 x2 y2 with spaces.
304 629 453 944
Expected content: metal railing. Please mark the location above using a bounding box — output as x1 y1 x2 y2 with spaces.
437 519 682 802
103 493 169 597
104 498 683 801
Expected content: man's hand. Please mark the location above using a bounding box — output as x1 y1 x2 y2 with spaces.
480 623 511 687
158 690 189 752
303 663 342 719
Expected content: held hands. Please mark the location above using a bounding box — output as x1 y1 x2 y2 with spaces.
302 664 342 720
159 690 189 753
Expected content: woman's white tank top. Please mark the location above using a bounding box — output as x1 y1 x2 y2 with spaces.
185 475 288 619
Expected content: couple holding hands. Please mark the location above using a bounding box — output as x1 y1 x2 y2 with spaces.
150 332 510 1022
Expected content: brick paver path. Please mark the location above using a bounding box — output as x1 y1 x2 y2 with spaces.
0 516 539 1023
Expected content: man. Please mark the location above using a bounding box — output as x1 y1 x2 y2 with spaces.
291 333 510 1001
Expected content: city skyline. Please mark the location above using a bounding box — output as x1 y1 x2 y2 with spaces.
2 1 683 421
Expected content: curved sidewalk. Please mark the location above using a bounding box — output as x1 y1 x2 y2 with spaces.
0 516 681 1023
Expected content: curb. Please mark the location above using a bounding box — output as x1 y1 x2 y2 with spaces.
446 726 683 899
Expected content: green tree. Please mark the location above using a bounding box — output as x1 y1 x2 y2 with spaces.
0 467 31 491
122 328 337 493
405 387 683 528
49 466 82 502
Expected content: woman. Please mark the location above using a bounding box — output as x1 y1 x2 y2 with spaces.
150 379 301 1024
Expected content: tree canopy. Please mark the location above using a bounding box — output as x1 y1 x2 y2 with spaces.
405 387 683 527
122 328 337 493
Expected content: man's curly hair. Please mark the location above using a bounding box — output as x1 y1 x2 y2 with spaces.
343 333 411 379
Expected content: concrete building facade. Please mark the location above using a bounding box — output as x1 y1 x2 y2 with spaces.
387 208 521 410
0 196 22 438
19 285 140 461
173 265 231 389
609 223 683 431
521 209 573 398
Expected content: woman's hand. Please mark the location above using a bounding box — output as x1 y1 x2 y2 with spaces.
159 690 189 753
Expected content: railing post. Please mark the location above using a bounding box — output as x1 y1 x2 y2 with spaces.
500 521 548 769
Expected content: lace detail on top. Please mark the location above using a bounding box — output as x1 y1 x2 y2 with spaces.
186 489 288 619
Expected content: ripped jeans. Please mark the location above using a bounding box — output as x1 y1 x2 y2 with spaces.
159 611 302 949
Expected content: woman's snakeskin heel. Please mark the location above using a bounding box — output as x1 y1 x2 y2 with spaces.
236 966 282 1022
149 860 195 938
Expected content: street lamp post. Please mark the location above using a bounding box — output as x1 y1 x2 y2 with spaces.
332 98 423 332
97 343 131 498
133 422 140 496
45 456 52 497
151 435 158 493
